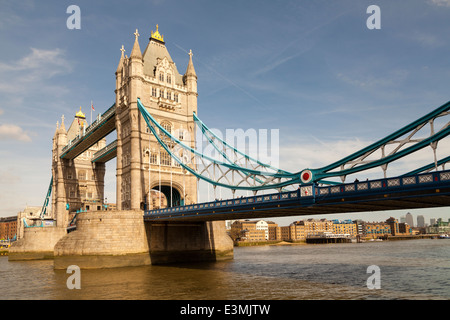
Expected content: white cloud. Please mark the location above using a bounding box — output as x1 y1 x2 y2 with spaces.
0 47 72 83
336 69 409 89
279 137 450 182
429 0 450 7
0 124 32 142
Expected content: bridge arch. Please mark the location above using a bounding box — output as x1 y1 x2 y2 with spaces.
149 180 184 209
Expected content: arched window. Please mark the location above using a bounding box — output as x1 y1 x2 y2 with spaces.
78 170 86 180
161 150 171 166
161 121 172 135
150 152 158 164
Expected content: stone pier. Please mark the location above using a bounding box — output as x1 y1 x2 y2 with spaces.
146 220 234 264
53 210 234 269
54 210 150 269
8 227 67 261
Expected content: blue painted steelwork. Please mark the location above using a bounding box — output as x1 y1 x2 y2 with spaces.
144 169 450 221
193 111 292 175
39 176 53 219
137 98 301 191
304 101 450 183
402 155 450 176
139 98 450 191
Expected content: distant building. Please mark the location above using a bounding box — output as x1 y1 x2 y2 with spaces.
426 218 450 234
267 221 280 240
405 212 414 227
398 222 413 235
0 216 17 240
331 219 357 237
362 221 391 239
386 217 412 236
230 220 270 242
297 218 333 237
417 215 425 228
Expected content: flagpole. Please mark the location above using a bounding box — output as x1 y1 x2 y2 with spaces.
90 100 93 125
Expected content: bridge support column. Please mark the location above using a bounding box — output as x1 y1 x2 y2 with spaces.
52 210 233 269
145 220 234 264
53 210 150 269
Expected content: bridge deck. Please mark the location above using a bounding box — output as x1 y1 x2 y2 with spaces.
92 139 117 163
60 104 116 160
144 170 450 222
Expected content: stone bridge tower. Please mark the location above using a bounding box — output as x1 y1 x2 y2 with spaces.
51 109 106 228
115 26 198 211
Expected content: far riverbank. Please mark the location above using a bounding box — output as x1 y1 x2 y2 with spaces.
233 234 443 247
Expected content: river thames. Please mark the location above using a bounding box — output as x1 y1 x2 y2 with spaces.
1 239 449 300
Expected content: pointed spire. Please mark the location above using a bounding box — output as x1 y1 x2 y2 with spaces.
55 121 59 134
130 29 142 59
116 45 125 73
60 115 66 131
185 49 196 77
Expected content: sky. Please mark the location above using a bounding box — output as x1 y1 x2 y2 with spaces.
0 0 449 226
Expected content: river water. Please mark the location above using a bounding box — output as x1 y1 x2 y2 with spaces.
0 239 449 300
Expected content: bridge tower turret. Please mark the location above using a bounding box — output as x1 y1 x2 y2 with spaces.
52 116 69 228
115 25 198 210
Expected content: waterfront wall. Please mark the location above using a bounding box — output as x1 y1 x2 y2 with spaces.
8 227 67 260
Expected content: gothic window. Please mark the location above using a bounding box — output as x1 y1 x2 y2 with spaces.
159 89 164 98
174 93 179 102
167 74 172 84
150 152 158 164
159 72 164 82
152 87 157 97
78 170 86 180
161 121 172 134
167 91 171 100
161 150 171 166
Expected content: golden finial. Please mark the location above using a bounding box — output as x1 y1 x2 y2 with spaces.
75 106 85 119
150 24 164 42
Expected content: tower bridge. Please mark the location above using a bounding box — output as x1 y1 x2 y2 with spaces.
8 25 450 268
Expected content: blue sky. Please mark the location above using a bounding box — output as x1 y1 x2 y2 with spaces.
0 0 449 225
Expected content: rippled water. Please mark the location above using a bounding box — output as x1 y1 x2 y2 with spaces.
1 239 449 300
